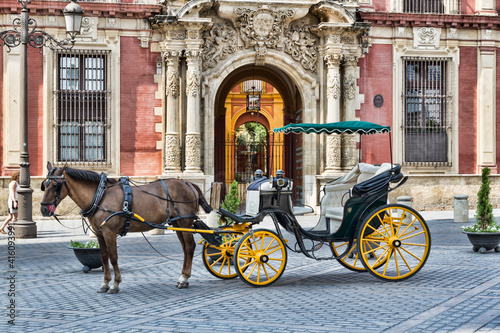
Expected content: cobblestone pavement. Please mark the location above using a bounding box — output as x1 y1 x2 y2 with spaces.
1 212 500 333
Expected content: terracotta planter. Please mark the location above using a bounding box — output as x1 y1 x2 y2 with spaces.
68 247 102 273
462 231 500 254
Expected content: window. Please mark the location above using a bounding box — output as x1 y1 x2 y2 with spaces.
403 57 451 166
55 50 109 165
397 0 461 14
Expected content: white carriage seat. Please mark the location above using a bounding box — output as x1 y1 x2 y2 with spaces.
313 163 392 233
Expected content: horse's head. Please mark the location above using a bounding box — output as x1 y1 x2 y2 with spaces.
40 162 68 217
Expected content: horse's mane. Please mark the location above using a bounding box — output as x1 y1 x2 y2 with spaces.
65 167 118 184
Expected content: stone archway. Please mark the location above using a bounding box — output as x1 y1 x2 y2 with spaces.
212 64 299 189
151 0 369 206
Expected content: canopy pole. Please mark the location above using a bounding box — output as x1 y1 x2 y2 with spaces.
359 134 362 163
389 131 393 167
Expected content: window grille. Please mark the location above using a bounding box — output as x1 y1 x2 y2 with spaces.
395 0 461 14
403 57 451 167
55 49 109 166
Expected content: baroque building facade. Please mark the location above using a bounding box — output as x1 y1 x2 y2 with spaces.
1 0 500 212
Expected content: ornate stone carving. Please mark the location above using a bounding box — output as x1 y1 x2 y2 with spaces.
235 7 294 63
80 17 98 41
414 27 440 49
343 74 356 101
166 68 179 98
201 23 237 70
325 53 342 68
168 30 186 40
327 72 341 100
341 134 357 168
326 136 341 170
165 134 181 170
283 25 319 72
186 68 199 97
185 135 201 169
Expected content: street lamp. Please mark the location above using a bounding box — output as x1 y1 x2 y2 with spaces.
0 0 84 238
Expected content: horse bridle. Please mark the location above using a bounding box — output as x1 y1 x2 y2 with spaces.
40 167 68 209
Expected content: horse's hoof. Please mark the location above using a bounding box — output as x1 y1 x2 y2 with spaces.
97 286 110 293
108 287 120 294
176 281 189 289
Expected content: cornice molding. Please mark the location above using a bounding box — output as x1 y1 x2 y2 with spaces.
360 12 500 30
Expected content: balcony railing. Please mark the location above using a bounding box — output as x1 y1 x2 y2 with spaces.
393 0 461 14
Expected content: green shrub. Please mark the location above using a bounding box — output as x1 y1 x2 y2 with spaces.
462 166 499 233
69 240 100 248
222 180 241 214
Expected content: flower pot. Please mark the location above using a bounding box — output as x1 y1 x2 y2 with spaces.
462 231 500 254
68 247 102 273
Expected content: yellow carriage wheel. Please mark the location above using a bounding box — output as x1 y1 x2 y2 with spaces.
234 229 287 287
331 239 388 272
202 234 246 279
358 204 431 281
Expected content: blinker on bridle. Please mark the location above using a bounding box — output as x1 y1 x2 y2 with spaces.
40 168 67 208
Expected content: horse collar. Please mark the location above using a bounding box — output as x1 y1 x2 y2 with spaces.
81 172 108 218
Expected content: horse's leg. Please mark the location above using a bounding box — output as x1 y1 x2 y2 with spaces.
175 230 196 289
96 235 111 293
102 229 121 294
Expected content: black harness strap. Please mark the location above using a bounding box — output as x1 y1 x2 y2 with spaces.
119 176 133 237
81 173 108 218
160 179 198 225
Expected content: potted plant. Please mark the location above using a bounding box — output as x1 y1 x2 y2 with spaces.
462 166 500 254
68 240 102 273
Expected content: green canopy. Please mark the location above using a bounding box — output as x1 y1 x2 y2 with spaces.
273 121 391 135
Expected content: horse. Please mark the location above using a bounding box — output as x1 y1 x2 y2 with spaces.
40 162 212 294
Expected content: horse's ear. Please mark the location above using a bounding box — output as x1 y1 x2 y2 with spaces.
62 163 68 172
47 161 53 171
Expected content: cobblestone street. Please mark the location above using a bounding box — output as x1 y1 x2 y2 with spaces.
1 213 500 332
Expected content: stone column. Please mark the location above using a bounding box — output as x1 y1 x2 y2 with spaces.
164 51 182 174
184 50 203 174
342 54 359 169
323 52 342 173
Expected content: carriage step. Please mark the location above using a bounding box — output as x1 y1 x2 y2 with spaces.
193 220 222 247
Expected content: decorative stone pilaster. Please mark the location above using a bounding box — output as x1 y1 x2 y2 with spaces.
184 49 203 174
165 134 181 171
164 51 181 173
341 134 357 170
323 52 342 173
477 46 497 172
342 54 359 169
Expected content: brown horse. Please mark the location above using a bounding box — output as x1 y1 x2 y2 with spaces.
40 162 212 294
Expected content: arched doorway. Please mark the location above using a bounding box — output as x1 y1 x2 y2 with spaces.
213 64 304 203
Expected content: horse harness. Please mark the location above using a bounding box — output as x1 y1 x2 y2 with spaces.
93 175 199 236
42 169 200 237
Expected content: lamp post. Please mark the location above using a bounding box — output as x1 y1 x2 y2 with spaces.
0 0 84 238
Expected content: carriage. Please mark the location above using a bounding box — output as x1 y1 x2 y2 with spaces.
200 121 431 286
40 121 431 293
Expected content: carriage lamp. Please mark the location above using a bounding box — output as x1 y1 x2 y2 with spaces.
273 170 289 189
0 0 84 238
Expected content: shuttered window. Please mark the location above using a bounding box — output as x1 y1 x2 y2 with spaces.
55 50 109 166
403 57 451 166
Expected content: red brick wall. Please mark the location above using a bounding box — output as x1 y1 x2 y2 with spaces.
358 44 393 165
120 37 162 175
459 47 478 174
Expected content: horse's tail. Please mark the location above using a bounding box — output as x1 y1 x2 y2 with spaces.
191 183 213 213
